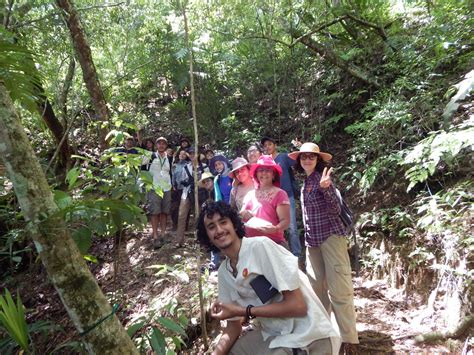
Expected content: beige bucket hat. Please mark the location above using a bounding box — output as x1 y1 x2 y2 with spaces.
288 142 332 161
198 172 214 187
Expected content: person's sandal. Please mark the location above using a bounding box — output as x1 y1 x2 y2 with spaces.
153 239 164 249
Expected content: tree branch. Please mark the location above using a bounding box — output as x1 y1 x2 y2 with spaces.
346 13 388 41
291 16 348 46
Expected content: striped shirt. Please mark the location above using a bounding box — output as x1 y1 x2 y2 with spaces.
301 171 347 247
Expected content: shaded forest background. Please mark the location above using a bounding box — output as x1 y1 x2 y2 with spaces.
0 0 472 353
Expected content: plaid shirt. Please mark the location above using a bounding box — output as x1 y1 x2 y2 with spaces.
301 171 347 247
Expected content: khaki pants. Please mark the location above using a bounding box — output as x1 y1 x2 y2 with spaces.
230 329 333 355
176 197 191 244
306 235 359 344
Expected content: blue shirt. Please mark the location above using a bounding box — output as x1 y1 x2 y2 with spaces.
214 175 233 204
274 152 297 197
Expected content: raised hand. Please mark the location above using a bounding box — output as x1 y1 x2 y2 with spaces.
291 137 303 148
320 167 333 189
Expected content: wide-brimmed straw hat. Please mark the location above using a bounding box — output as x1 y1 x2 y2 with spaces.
288 142 332 161
198 172 214 187
249 155 282 178
229 157 250 179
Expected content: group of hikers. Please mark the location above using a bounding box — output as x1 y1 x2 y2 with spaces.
116 134 358 354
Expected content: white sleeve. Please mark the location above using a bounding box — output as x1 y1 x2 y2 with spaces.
250 238 300 292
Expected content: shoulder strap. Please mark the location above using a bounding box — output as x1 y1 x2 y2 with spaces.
184 165 192 179
336 188 354 229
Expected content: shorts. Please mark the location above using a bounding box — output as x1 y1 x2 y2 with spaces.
146 190 171 215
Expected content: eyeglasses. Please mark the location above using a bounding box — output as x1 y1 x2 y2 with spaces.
300 153 317 161
256 167 274 173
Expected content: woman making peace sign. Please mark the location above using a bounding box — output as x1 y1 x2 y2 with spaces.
289 143 359 348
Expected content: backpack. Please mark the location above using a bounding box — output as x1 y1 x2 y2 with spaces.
335 188 354 230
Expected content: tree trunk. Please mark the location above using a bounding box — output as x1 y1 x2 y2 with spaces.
290 29 380 88
56 0 109 148
36 85 73 170
58 56 76 126
0 82 138 354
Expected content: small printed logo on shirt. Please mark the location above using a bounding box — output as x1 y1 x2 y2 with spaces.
242 268 249 278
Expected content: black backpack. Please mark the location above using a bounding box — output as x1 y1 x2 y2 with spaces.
335 188 354 230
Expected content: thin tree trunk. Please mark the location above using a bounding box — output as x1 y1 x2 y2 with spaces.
36 86 72 170
56 0 108 148
0 82 138 355
290 29 380 88
182 6 208 349
58 56 76 126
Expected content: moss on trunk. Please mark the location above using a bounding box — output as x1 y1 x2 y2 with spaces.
0 82 138 354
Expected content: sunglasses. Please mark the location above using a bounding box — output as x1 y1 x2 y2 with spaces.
300 153 318 161
235 167 249 175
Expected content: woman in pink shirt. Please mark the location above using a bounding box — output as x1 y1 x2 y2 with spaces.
240 155 290 246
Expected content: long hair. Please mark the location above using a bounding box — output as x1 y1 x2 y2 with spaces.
196 201 245 252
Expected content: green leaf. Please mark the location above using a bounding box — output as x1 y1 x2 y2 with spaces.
442 69 474 121
156 317 187 337
150 327 166 355
53 190 72 210
71 227 92 254
66 168 80 189
126 321 145 338
0 289 30 353
83 255 98 263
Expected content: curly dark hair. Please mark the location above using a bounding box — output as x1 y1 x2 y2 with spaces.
294 154 331 174
196 201 245 252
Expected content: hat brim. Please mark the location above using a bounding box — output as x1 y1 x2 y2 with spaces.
229 163 250 179
288 151 332 161
249 163 283 178
198 178 213 188
198 174 214 187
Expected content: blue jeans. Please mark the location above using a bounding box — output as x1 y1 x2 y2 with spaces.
288 195 302 257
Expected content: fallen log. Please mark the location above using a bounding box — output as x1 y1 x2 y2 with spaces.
415 315 474 343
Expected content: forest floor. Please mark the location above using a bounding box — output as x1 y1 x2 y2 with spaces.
2 224 469 354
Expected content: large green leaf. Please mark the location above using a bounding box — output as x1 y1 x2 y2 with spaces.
0 29 42 113
53 190 72 210
156 317 187 337
150 327 166 355
71 227 92 254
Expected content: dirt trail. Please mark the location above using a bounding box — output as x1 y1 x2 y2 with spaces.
1 228 468 354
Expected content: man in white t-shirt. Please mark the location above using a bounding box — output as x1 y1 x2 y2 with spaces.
146 136 172 249
196 201 341 355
